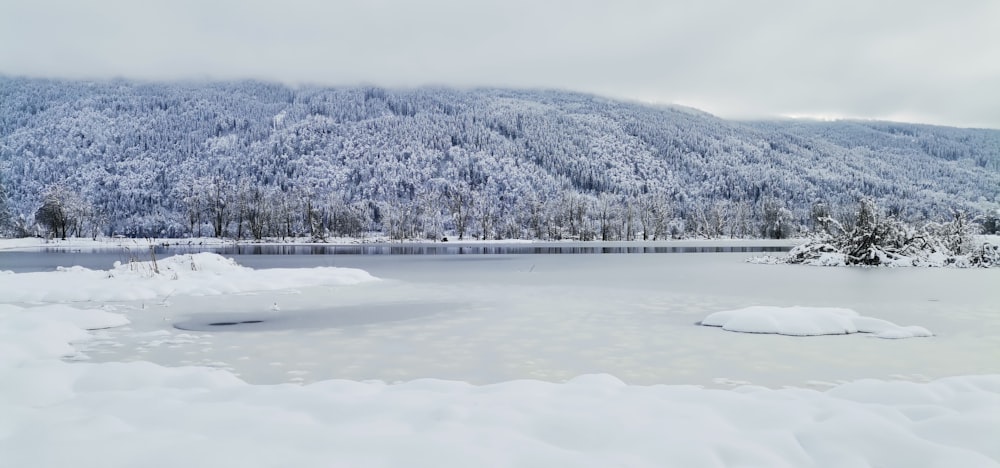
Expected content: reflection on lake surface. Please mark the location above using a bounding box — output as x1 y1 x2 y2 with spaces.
214 244 791 256
1 242 792 273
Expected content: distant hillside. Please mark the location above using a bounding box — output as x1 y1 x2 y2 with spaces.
1 77 998 239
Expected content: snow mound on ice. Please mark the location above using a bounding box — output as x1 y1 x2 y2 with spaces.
110 251 254 277
700 306 933 338
0 253 379 302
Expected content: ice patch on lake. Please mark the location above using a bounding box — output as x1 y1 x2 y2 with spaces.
700 306 933 338
0 252 379 302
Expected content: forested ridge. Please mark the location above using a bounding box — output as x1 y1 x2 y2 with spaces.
1 77 998 240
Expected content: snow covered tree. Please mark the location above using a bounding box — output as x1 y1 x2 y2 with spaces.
810 201 833 234
324 194 368 238
302 191 327 242
516 191 547 240
206 177 231 238
472 190 499 240
727 200 754 238
442 181 472 240
34 187 74 239
637 191 670 240
979 209 1000 235
241 183 270 240
179 181 205 237
760 197 795 239
924 209 978 256
272 189 301 239
596 193 621 241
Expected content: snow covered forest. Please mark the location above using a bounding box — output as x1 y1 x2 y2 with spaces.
1 77 999 240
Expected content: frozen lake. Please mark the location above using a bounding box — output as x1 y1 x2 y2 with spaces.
4 246 1000 467
40 249 999 388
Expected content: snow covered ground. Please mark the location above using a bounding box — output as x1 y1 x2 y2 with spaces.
700 306 934 339
2 250 999 467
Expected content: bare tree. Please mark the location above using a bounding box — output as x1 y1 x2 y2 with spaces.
637 191 670 240
34 185 86 239
596 192 620 241
442 181 472 240
760 197 795 239
206 176 230 238
728 200 753 238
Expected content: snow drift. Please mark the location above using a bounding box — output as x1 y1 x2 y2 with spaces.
700 306 933 338
0 252 379 302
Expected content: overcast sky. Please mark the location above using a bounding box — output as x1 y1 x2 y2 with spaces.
2 0 998 128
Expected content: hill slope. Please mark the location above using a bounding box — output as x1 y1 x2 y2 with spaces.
1 77 998 239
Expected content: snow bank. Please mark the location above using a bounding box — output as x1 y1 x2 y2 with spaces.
700 306 933 338
0 252 379 302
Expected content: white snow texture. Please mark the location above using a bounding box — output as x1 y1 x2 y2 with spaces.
701 306 934 338
0 252 378 302
1 253 995 468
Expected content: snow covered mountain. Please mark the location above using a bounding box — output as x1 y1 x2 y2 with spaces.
1 77 998 239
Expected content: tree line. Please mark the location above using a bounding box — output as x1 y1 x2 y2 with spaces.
20 178 1000 242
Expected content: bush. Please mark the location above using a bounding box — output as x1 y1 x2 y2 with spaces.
786 199 992 267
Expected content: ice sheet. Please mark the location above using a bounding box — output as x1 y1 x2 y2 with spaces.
4 252 1000 467
47 252 1000 387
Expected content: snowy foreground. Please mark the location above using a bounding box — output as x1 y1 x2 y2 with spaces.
2 253 999 467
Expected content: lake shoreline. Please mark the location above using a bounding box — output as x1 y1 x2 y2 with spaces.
1 235 803 253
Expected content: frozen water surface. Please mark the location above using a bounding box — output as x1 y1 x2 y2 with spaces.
70 251 1000 388
4 247 1000 467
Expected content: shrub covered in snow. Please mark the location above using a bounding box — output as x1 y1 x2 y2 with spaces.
778 199 997 267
